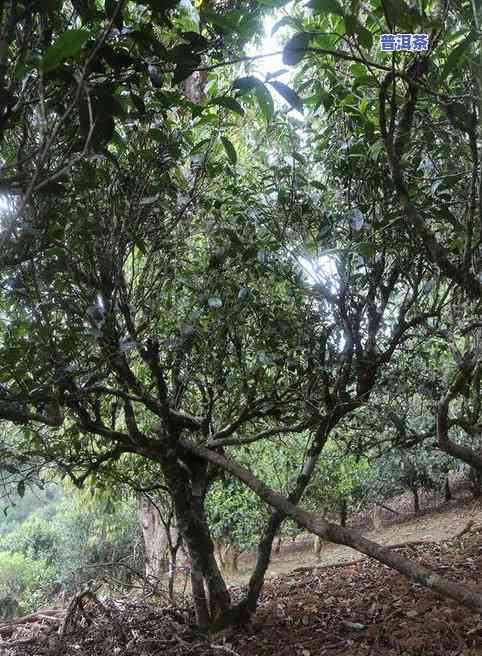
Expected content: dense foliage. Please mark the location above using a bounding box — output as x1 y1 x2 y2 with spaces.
0 483 142 615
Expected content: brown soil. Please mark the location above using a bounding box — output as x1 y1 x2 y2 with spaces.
226 484 482 586
5 525 482 656
4 482 482 656
228 530 482 656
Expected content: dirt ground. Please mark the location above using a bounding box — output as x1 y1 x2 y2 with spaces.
4 482 482 656
229 531 482 656
6 508 482 656
227 488 482 586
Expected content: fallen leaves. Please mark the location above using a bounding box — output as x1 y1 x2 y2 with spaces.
3 529 482 656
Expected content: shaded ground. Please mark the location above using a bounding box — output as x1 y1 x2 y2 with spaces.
227 492 482 585
3 485 482 656
4 526 482 656
231 531 482 656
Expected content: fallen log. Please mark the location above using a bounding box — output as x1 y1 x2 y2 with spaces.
0 611 63 633
295 521 479 574
181 438 482 614
452 520 475 539
0 637 36 648
377 503 400 515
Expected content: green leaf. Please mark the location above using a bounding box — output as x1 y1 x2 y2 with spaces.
191 138 211 154
17 480 25 498
353 75 379 88
167 44 200 65
221 136 237 164
283 32 310 66
145 0 180 10
71 0 97 23
255 84 275 122
41 29 90 72
149 128 168 143
356 242 376 258
130 93 146 114
357 27 373 49
78 89 116 149
266 69 288 81
444 35 475 75
268 81 303 112
173 64 195 83
306 0 344 16
181 31 209 50
232 76 264 94
200 8 238 32
344 13 360 35
212 96 245 115
381 0 417 29
271 15 300 35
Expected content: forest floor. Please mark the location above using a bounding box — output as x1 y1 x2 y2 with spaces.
228 528 482 656
227 478 482 585
4 483 482 656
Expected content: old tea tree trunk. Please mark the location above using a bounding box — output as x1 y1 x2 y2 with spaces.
138 494 183 599
152 430 232 631
138 495 169 581
180 439 482 618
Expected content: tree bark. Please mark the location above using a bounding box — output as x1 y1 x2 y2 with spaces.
274 534 282 553
412 488 420 514
470 467 482 498
214 540 227 571
444 477 452 502
181 439 482 616
156 439 231 630
238 421 331 616
314 535 322 560
372 505 383 530
138 495 168 580
436 364 482 473
339 498 347 527
166 532 182 601
231 547 240 574
190 559 209 630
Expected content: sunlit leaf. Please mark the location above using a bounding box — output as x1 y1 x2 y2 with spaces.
208 297 223 308
268 81 303 112
257 0 291 6
351 209 364 231
212 96 245 115
306 0 344 16
221 136 237 164
283 32 311 66
237 287 249 301
255 84 275 122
